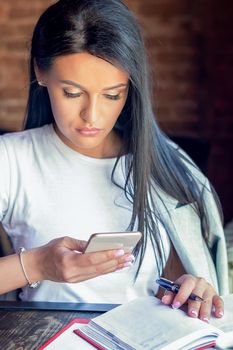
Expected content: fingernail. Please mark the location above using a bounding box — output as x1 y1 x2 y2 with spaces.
202 316 209 323
123 261 132 268
172 301 181 309
217 310 224 317
114 249 124 257
124 254 135 262
161 296 168 303
190 309 198 318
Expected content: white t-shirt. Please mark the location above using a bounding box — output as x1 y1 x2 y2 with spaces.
0 124 170 303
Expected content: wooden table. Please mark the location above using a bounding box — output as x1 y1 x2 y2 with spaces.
0 301 118 349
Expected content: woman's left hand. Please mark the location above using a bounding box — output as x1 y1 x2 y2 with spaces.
161 274 224 322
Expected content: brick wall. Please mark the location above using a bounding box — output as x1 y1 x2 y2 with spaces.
0 0 232 222
0 1 54 130
127 0 203 135
202 0 233 223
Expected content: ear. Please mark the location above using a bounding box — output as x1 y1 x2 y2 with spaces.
34 59 47 86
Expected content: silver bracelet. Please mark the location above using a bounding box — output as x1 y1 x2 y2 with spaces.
18 247 41 289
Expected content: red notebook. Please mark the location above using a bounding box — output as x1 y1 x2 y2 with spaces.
39 318 97 349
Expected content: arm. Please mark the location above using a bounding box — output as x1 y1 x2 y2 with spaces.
156 244 186 300
202 180 229 296
0 236 133 295
0 253 28 294
160 180 227 322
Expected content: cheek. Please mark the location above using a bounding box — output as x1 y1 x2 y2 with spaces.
48 90 79 123
105 101 127 126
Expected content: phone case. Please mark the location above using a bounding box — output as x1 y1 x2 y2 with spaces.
84 231 142 253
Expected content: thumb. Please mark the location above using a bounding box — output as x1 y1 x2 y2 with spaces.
55 236 87 253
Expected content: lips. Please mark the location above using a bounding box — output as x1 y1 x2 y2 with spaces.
76 127 102 136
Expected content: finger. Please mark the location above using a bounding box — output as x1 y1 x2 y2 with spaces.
57 250 134 282
161 290 175 305
56 236 88 252
118 253 135 265
63 250 134 282
213 294 224 318
69 262 123 282
83 249 126 265
66 258 120 281
172 275 196 309
80 260 127 281
99 253 134 272
92 255 134 275
187 277 208 318
68 255 134 282
197 294 214 323
75 239 88 253
76 252 134 277
116 260 134 271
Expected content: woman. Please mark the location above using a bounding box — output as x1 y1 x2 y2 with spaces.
0 0 229 322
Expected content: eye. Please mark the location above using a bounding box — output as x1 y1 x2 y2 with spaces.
104 94 121 101
63 90 82 98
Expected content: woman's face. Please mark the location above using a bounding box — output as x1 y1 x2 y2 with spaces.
37 52 129 158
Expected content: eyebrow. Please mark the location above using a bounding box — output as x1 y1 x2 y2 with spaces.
59 80 128 91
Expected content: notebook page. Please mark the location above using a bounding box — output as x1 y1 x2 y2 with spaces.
210 294 233 332
89 296 221 350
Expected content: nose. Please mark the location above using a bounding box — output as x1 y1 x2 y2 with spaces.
80 96 98 124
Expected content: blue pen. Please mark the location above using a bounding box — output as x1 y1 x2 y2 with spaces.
156 277 205 302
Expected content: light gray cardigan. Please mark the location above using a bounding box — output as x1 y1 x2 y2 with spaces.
155 166 229 296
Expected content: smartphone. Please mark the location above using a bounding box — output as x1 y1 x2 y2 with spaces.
84 231 142 253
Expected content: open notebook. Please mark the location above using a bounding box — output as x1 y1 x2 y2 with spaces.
75 294 233 350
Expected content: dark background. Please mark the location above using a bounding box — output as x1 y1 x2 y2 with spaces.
0 0 232 223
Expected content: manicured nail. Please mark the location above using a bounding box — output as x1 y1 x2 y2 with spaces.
114 249 125 257
124 254 135 262
123 262 132 268
172 301 181 309
202 316 209 323
216 310 224 317
161 296 169 304
190 309 198 318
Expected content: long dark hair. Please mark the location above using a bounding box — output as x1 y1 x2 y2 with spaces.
24 0 222 277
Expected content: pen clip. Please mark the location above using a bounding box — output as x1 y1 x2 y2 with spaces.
156 278 177 291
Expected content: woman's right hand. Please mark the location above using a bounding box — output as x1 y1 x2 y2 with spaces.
23 236 134 284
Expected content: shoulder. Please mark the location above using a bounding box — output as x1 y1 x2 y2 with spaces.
0 124 52 144
168 138 207 186
0 124 53 154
